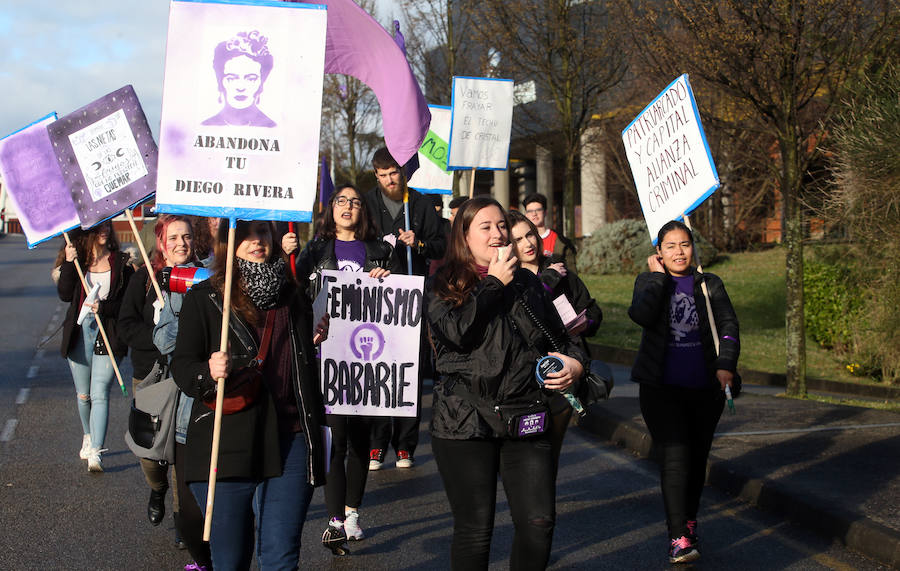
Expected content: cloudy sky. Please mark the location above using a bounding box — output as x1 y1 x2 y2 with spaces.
0 0 401 140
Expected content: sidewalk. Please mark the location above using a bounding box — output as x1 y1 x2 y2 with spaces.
576 364 900 569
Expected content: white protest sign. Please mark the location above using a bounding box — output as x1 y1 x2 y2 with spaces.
155 0 326 222
407 105 453 194
319 270 424 417
621 74 719 244
447 76 514 170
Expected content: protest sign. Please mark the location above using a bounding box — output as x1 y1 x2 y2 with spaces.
407 105 453 195
0 114 80 247
155 0 327 222
318 270 424 417
621 74 719 244
47 85 157 228
447 77 514 171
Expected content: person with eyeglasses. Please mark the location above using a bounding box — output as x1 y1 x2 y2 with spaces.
282 183 398 554
522 193 577 272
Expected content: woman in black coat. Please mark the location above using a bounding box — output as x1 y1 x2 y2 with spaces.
171 219 328 570
56 221 132 472
426 197 587 570
282 183 397 552
629 219 739 565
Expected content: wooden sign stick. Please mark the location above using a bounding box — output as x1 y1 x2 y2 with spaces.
124 209 165 307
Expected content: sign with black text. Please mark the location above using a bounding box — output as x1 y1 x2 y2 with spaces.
447 76 514 170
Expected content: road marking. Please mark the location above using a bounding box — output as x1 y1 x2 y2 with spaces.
35 349 45 360
717 422 900 437
15 388 29 405
26 365 39 379
0 419 17 442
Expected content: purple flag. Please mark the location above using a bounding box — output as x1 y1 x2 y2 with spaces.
393 20 406 55
319 155 335 207
291 0 430 166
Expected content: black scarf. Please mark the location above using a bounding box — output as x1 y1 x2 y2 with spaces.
237 257 286 310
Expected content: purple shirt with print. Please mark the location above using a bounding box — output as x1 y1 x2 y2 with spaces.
662 274 708 388
334 239 366 272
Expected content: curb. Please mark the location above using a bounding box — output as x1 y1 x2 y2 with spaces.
576 404 900 569
587 342 900 401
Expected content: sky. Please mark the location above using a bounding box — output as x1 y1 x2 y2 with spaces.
0 0 403 140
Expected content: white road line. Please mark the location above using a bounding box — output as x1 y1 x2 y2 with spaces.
35 349 45 360
0 419 18 442
717 422 900 437
15 388 29 405
26 365 39 379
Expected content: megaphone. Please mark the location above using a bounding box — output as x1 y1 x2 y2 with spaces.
160 266 211 294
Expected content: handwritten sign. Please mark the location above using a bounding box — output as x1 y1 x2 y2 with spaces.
47 86 157 228
407 105 453 194
0 114 80 247
447 76 514 170
621 74 719 244
155 0 326 222
318 270 424 417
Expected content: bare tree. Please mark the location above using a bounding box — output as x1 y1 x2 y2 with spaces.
618 0 895 395
322 74 382 186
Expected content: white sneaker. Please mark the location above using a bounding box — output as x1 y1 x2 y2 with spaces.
344 510 365 540
368 448 385 471
87 448 105 473
79 434 92 460
396 450 414 468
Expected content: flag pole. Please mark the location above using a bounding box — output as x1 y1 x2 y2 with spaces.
203 218 236 541
63 231 127 395
468 168 476 198
403 190 413 275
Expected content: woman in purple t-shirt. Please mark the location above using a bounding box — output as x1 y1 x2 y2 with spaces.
628 220 740 565
282 184 396 555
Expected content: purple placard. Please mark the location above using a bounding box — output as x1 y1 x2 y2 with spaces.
0 114 80 248
47 85 157 228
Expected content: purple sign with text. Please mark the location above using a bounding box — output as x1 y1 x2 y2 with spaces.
318 270 424 417
0 114 80 248
47 85 157 228
155 0 326 222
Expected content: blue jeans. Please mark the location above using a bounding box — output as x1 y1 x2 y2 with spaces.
66 315 114 448
190 432 314 570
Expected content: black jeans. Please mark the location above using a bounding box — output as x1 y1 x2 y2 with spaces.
639 383 724 539
325 414 372 519
432 435 556 571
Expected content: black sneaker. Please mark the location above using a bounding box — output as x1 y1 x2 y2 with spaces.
669 535 700 564
686 519 699 547
322 519 350 556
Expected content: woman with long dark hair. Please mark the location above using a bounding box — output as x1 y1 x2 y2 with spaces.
629 219 739 564
426 197 587 570
56 221 132 472
282 183 396 554
171 220 327 569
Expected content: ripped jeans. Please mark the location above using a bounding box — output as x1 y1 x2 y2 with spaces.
66 315 114 448
432 435 556 570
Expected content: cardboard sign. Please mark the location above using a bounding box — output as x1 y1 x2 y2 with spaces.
318 270 424 417
621 74 719 244
155 0 327 222
47 85 157 228
447 76 514 170
407 105 453 194
0 114 80 247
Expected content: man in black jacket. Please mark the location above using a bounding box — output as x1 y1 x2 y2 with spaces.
363 147 446 470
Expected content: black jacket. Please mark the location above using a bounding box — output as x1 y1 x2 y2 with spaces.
117 266 165 379
57 251 133 359
426 269 589 439
628 269 740 388
364 187 447 276
294 237 397 301
171 281 327 485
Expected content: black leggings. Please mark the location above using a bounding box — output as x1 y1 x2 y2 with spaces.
325 414 372 519
432 435 556 571
639 384 724 539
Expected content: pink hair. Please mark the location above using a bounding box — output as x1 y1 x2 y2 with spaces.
151 215 195 275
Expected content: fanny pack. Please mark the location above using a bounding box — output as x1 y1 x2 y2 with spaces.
451 381 548 439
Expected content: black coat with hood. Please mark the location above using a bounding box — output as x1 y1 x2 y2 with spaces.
628 268 740 388
170 280 327 486
426 268 589 440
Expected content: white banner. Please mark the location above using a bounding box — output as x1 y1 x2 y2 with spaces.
317 270 424 417
407 105 453 194
621 74 719 244
447 76 514 171
155 0 326 222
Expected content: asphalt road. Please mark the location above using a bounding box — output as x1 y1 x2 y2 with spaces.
0 233 886 570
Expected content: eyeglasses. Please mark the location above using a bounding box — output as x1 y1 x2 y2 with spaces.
334 196 362 209
525 208 544 215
